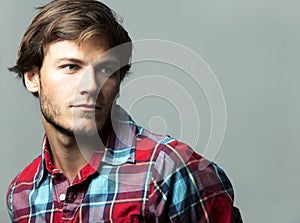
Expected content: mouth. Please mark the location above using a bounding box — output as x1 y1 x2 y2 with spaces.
71 104 102 112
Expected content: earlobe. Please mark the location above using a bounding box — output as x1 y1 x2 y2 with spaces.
24 68 40 94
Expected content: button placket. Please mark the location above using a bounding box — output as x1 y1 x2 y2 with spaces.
66 192 74 203
61 189 86 221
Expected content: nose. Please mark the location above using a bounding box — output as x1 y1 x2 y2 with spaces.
79 66 99 95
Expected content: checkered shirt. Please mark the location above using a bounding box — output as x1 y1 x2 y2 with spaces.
7 106 235 222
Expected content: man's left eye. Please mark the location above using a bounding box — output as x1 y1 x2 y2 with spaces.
97 67 115 76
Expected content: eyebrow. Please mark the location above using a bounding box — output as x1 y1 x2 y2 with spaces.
54 57 120 66
54 57 86 65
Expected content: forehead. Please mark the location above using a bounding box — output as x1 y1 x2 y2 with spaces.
44 38 120 64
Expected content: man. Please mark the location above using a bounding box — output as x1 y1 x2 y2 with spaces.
7 0 242 222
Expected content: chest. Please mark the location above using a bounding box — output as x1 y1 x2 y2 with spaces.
14 164 153 222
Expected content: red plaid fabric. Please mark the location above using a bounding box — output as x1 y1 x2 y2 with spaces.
7 108 235 222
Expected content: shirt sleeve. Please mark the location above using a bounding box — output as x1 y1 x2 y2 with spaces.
6 175 18 222
146 141 234 223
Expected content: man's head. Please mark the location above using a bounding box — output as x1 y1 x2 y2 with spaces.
9 0 132 137
9 0 132 97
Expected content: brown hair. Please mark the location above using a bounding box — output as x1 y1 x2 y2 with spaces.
9 0 132 96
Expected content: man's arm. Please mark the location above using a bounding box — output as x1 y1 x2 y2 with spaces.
6 174 18 222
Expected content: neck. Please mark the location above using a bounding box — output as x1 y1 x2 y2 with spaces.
45 129 86 184
43 118 110 184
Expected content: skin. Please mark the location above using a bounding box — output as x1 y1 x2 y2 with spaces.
24 37 121 183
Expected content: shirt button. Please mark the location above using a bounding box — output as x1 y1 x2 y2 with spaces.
59 194 66 201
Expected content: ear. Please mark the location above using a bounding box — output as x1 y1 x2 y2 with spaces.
24 68 40 94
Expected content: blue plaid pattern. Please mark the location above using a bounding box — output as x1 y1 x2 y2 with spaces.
7 105 235 222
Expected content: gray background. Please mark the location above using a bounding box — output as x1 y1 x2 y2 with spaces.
1 0 299 222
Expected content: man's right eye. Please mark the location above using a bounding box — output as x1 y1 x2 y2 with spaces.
61 64 80 73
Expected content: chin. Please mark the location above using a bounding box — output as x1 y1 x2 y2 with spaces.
73 122 104 136
73 128 99 137
71 115 109 135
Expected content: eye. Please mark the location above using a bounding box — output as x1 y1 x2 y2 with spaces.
61 64 80 73
96 66 116 76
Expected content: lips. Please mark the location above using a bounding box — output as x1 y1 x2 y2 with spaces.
71 104 101 111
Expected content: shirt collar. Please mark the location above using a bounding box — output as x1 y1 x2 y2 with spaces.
36 105 139 186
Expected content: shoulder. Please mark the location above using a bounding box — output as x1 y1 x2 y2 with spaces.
146 137 235 222
9 155 43 186
136 129 233 190
151 137 234 198
6 156 43 211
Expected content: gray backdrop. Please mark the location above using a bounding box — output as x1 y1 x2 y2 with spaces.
1 0 299 222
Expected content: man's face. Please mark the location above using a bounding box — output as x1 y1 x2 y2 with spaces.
36 37 121 136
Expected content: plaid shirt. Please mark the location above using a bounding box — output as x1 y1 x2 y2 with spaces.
7 106 235 223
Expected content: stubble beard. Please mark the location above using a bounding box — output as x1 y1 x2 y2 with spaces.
40 89 75 137
39 86 106 138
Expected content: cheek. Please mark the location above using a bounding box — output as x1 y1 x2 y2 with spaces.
43 84 69 98
42 74 77 97
100 80 120 101
41 83 74 110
